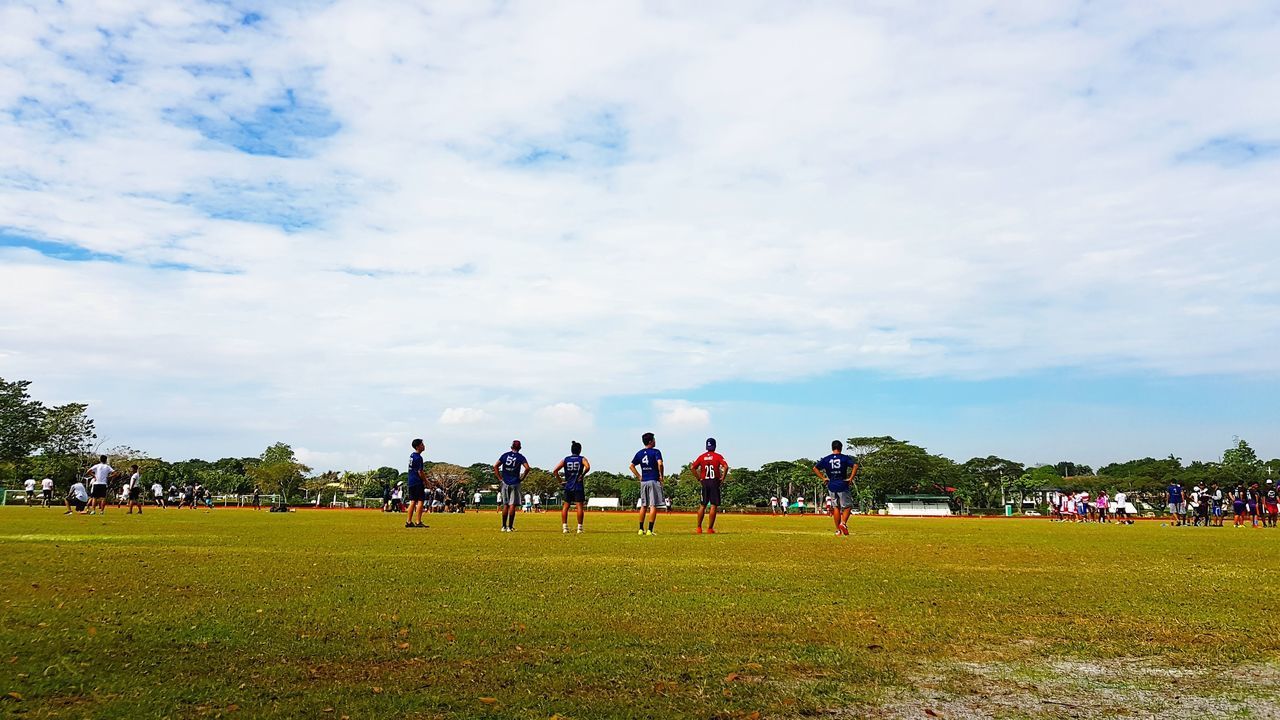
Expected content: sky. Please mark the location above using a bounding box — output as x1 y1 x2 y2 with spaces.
1 1 1278 473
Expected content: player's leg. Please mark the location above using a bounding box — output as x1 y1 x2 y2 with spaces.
695 501 706 533
707 503 718 532
561 500 570 532
575 501 584 531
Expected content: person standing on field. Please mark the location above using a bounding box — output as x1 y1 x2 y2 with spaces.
814 440 860 536
690 438 729 535
87 455 113 515
630 432 664 536
151 479 165 509
554 441 590 534
41 477 53 508
126 465 144 515
405 439 429 529
495 441 529 532
23 477 35 505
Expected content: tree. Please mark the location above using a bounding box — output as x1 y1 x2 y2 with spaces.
1221 437 1263 487
846 436 905 458
37 403 96 482
961 456 1027 508
0 378 45 465
246 442 310 505
425 462 472 497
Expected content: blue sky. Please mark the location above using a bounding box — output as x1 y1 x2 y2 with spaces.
1 1 1278 471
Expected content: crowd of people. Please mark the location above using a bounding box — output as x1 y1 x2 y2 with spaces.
1049 480 1280 528
19 455 266 516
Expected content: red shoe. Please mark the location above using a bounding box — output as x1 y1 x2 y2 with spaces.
694 527 702 534
707 528 716 534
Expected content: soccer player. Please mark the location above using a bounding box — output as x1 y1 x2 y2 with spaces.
553 441 591 534
1230 485 1247 528
770 495 779 515
23 477 35 506
1265 480 1278 528
65 479 89 515
494 441 529 532
780 495 789 515
690 438 728 534
813 440 859 536
151 479 166 509
87 455 113 515
40 476 53 508
126 465 144 515
1166 480 1185 526
406 439 429 528
630 432 664 536
1248 482 1261 528
1210 483 1224 527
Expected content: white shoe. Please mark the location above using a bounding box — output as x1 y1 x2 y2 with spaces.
576 527 583 534
563 526 569 534
501 527 509 532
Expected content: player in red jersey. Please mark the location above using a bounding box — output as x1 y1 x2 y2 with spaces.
690 438 729 534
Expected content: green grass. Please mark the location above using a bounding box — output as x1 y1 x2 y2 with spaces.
1 507 1278 719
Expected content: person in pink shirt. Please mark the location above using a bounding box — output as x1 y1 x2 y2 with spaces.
1096 492 1109 523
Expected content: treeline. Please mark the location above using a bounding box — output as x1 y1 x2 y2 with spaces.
3 377 1277 509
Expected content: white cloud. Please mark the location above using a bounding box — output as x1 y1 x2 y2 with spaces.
655 400 711 430
1 1 1278 468
534 402 593 428
438 408 489 426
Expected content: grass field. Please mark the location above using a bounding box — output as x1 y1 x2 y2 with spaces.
1 507 1278 719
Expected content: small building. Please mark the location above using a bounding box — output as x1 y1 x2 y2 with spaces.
885 495 953 516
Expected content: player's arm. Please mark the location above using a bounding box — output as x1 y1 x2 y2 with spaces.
812 466 827 483
520 461 531 482
719 461 730 482
582 458 591 477
492 460 503 482
552 459 566 478
657 459 664 481
850 462 860 478
629 463 641 481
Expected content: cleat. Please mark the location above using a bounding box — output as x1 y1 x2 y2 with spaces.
694 527 703 534
576 528 583 534
647 530 656 536
638 529 646 536
563 527 569 534
707 528 716 534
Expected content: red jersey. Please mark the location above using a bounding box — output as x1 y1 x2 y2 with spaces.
691 452 727 483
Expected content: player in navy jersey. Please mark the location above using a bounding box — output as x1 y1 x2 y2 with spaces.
406 439 429 529
493 441 530 532
813 440 860 536
553 441 591 534
690 438 729 534
630 432 664 535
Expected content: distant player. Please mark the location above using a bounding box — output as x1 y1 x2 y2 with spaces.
770 495 779 515
780 495 789 515
65 479 89 515
40 477 53 508
405 439 429 528
151 479 166 509
1265 480 1278 528
1166 480 1185 526
690 438 729 534
87 455 113 515
630 432 664 536
554 441 591 534
494 441 529 532
814 440 860 536
23 477 35 505
126 465 144 515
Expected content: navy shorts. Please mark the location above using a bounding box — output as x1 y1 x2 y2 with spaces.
699 482 721 507
407 485 427 503
563 487 585 503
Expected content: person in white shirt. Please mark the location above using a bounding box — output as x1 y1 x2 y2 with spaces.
770 496 779 515
65 480 89 514
532 493 542 513
796 496 806 514
151 481 165 508
780 496 789 515
126 465 144 515
522 493 532 513
87 455 113 514
41 477 54 507
23 478 36 505
1113 491 1130 524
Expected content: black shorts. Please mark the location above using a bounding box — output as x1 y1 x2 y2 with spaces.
71 499 86 512
129 487 141 501
90 484 107 499
700 482 722 507
42 489 52 499
407 485 427 503
563 488 586 503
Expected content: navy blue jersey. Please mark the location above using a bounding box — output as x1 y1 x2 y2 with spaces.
632 448 663 481
1167 483 1183 503
498 451 527 484
815 453 858 493
408 452 424 488
561 455 586 491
